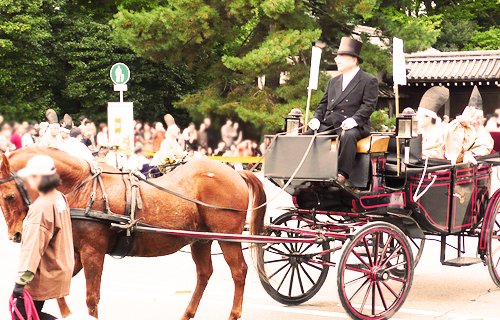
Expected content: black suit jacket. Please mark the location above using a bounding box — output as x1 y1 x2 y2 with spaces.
313 69 379 135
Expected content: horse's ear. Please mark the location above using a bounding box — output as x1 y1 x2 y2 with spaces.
1 154 11 177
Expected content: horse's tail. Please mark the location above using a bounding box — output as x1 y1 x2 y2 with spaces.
237 171 266 236
237 170 267 280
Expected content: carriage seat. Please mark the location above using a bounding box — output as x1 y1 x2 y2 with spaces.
356 135 390 154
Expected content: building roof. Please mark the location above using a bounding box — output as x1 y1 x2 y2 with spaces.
406 50 500 83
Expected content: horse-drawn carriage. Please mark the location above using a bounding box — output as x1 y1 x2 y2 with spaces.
2 124 500 320
260 129 500 320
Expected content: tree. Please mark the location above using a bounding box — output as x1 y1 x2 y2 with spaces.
0 0 196 126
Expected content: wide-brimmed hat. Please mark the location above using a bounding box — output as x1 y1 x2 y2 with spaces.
335 37 364 64
18 155 56 177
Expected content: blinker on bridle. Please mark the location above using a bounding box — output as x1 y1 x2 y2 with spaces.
0 169 32 209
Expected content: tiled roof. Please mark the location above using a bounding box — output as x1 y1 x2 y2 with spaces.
406 50 500 82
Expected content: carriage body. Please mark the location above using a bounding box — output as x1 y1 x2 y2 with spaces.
261 133 500 320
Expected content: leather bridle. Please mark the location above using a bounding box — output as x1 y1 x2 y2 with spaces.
0 169 32 210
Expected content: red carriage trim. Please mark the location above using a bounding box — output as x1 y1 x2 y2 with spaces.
456 168 475 178
452 180 476 229
359 192 406 209
411 171 452 181
477 166 490 174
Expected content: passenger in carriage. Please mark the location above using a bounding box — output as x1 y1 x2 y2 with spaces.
305 37 378 185
416 86 448 159
444 86 493 164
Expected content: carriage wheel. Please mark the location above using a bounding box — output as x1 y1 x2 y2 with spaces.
486 205 500 287
386 235 424 277
258 211 330 305
337 222 414 320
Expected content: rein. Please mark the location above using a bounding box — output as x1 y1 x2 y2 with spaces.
9 291 40 320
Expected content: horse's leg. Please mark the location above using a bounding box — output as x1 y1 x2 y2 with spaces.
181 241 213 320
81 245 106 318
219 242 248 320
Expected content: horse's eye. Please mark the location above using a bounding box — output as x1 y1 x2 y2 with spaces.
5 195 15 202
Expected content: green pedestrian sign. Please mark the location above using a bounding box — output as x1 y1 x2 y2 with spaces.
110 63 130 85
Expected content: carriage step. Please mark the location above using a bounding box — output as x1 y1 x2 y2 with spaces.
442 257 483 267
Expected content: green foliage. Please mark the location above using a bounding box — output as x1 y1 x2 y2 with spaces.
466 27 500 51
0 0 195 125
370 108 395 132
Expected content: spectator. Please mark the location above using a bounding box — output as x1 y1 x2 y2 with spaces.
214 141 226 156
10 124 23 150
96 123 109 147
84 120 96 146
59 125 71 143
0 124 15 153
233 122 243 145
0 115 3 125
199 147 208 157
78 115 87 129
127 147 150 178
60 127 93 162
38 124 62 149
152 122 166 151
486 110 500 132
39 122 49 138
221 118 237 147
22 126 35 147
134 121 143 144
183 122 198 151
252 141 262 157
260 136 272 155
198 123 208 149
106 146 127 170
141 122 153 150
151 125 183 166
203 118 215 148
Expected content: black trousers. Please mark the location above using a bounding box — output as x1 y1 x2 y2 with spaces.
14 298 57 320
304 125 367 179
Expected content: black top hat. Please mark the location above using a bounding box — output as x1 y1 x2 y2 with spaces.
336 37 364 64
468 85 483 110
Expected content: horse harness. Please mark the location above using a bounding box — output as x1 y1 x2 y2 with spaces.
0 169 32 210
67 161 144 258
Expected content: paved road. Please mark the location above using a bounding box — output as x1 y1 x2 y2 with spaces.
1 173 500 319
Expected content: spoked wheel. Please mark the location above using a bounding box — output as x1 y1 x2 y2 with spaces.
486 206 500 287
386 235 424 277
337 222 414 320
258 211 331 305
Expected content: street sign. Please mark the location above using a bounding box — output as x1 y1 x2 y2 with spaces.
110 63 130 85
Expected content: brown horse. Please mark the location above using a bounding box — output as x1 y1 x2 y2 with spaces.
0 147 266 320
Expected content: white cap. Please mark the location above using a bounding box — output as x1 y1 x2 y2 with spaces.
18 155 57 177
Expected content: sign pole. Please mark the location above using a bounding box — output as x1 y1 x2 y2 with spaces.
304 88 313 125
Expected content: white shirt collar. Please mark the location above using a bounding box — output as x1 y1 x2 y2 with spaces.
342 66 360 90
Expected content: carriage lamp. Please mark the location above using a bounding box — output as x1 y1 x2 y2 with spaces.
396 108 418 165
285 108 304 135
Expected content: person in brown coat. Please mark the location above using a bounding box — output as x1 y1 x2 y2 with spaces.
12 155 74 320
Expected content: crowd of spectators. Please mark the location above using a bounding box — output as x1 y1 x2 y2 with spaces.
132 117 264 159
0 113 268 176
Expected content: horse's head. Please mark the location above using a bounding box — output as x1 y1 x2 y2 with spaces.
0 154 31 243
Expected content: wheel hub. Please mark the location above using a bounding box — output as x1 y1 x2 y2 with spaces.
371 267 390 282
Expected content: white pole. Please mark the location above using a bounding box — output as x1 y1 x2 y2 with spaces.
304 88 313 125
120 90 124 103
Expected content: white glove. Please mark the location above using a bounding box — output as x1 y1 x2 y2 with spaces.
341 117 358 130
308 118 320 131
463 151 477 165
